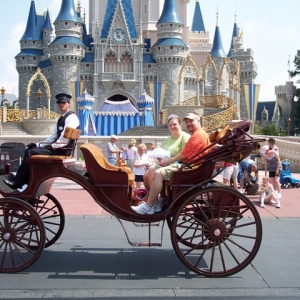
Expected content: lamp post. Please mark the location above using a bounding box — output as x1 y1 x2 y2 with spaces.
287 118 291 136
36 88 42 108
1 87 5 105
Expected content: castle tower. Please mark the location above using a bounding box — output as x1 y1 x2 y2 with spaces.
92 0 143 109
210 11 226 95
49 0 85 107
227 15 238 57
152 0 189 107
16 0 44 109
42 9 53 59
188 0 211 66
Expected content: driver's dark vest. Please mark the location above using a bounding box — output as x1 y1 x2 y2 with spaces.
55 111 74 143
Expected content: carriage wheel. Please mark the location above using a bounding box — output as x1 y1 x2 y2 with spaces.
0 197 45 273
167 193 237 249
171 186 262 277
28 193 65 249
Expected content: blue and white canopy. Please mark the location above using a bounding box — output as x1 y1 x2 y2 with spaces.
95 99 141 136
137 92 154 126
77 90 96 136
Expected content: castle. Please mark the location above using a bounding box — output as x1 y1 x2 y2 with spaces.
15 0 258 133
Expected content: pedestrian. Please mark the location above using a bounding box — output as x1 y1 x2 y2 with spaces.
4 92 80 190
263 143 282 198
107 135 123 166
132 143 151 190
122 139 137 170
239 159 258 193
258 176 280 208
221 162 239 189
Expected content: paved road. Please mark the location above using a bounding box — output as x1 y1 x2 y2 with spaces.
0 171 300 299
0 216 299 299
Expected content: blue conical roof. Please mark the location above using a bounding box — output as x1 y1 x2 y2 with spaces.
43 9 52 30
227 22 238 57
211 25 226 57
55 0 80 22
21 0 44 41
191 0 205 32
157 0 183 25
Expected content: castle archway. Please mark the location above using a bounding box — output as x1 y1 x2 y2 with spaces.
26 68 51 118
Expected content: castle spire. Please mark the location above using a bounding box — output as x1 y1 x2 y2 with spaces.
191 0 205 33
21 0 40 41
210 9 226 57
43 9 52 30
227 14 238 57
157 0 183 25
55 0 80 22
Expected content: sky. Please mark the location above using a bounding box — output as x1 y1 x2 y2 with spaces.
0 0 299 102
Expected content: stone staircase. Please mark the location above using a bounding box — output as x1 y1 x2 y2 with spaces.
0 122 29 135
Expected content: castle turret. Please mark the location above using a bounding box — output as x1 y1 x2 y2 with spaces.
227 16 238 57
210 12 226 58
16 0 45 109
42 9 53 58
152 0 189 108
49 0 85 108
191 0 205 33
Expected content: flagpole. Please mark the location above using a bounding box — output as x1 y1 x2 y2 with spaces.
288 54 291 81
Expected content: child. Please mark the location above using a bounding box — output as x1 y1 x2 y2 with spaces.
258 176 280 208
122 141 137 170
133 143 151 190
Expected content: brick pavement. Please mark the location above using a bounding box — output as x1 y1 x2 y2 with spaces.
50 170 300 218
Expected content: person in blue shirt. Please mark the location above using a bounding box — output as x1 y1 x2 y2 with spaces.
239 158 258 193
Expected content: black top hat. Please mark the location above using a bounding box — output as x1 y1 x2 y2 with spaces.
55 93 72 103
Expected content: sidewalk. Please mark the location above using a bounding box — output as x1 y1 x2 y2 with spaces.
50 170 300 218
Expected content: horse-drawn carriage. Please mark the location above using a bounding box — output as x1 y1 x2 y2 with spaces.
0 120 265 277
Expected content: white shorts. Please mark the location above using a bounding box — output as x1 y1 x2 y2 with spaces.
222 166 234 180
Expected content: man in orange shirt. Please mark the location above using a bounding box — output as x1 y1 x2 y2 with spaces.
132 112 211 214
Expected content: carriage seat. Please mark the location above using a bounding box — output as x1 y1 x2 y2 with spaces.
28 127 81 162
80 143 134 186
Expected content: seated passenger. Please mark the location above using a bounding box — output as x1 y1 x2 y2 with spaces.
4 92 80 190
132 112 210 214
143 114 190 203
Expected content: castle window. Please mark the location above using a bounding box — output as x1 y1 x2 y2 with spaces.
161 25 163 27
170 24 173 27
64 45 68 49
75 23 77 26
33 41 36 44
44 31 47 35
24 41 27 44
77 46 80 50
170 46 173 50
85 64 90 68
65 22 68 25
147 65 152 69
33 57 36 60
144 4 147 14
22 57 25 60
158 47 161 51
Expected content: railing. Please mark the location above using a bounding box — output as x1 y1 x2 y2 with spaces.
0 107 60 122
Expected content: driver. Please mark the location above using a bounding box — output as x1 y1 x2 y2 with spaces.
4 92 80 190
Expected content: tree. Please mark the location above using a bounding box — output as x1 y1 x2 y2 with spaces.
289 50 300 134
289 50 300 83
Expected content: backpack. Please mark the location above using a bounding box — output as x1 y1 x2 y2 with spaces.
244 182 259 195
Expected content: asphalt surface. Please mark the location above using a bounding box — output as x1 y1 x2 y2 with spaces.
0 216 299 299
0 172 300 299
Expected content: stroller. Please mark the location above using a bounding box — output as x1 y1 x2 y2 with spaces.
280 161 300 188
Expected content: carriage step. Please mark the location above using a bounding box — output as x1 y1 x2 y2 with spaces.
133 222 160 227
